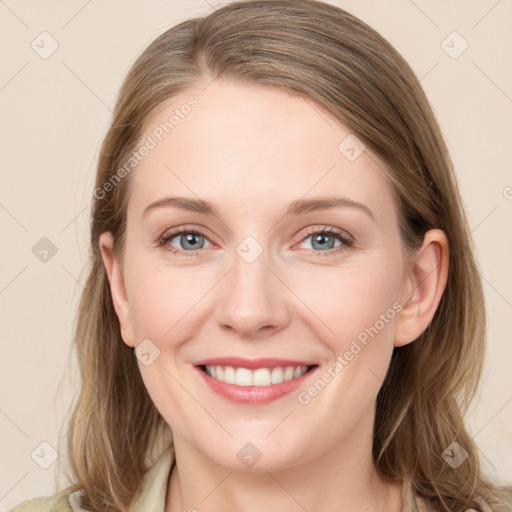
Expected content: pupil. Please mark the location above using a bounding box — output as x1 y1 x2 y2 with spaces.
183 233 202 249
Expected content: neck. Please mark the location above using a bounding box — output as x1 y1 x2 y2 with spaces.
165 409 402 512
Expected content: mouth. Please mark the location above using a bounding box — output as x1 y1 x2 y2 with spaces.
194 357 318 404
198 363 316 386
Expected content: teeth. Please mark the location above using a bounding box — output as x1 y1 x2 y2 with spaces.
204 365 309 386
253 368 271 386
236 368 252 387
224 366 236 384
283 366 295 381
271 367 283 384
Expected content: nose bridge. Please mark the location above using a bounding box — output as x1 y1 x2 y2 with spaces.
214 234 290 337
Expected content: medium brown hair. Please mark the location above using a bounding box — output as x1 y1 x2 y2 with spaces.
59 1 511 510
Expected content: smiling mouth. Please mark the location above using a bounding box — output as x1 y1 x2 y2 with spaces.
198 364 318 387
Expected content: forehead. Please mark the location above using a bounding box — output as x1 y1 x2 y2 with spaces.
128 80 395 221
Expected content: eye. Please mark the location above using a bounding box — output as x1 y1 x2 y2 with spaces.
296 226 353 254
159 228 213 256
158 225 353 257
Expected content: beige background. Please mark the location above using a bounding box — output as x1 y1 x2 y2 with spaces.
1 0 511 509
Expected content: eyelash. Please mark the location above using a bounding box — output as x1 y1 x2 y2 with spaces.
158 225 354 257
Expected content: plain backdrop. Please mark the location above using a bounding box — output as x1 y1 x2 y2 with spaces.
1 0 511 509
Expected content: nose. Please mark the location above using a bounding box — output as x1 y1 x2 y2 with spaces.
214 244 291 340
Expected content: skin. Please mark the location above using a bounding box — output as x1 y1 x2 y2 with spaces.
100 80 448 512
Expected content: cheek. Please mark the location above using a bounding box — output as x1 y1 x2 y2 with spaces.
301 259 402 343
124 261 201 426
295 255 404 404
295 263 402 425
128 279 171 341
125 256 208 343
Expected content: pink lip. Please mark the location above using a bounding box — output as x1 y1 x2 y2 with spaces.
194 357 315 369
194 359 318 405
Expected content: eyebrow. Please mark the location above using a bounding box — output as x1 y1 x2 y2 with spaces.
143 196 375 221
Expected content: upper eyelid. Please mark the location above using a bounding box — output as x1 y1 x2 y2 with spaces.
161 225 216 244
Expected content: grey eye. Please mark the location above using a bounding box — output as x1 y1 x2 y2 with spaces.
168 232 211 251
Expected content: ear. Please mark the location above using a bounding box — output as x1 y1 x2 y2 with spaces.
394 229 449 347
98 232 135 348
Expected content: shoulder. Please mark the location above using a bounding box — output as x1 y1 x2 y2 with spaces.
7 446 176 512
7 491 72 512
417 497 503 512
406 479 506 512
416 498 501 512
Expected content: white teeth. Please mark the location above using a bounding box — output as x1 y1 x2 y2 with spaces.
223 366 236 384
235 368 252 386
271 367 284 384
204 364 309 386
283 366 295 381
253 368 271 386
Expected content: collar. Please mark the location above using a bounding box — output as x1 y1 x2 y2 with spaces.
68 446 176 512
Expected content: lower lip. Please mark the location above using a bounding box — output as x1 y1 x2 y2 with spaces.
195 366 317 404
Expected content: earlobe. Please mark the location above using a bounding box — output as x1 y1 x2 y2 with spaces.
394 229 449 347
98 232 135 348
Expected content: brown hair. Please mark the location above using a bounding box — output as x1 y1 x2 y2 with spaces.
58 1 511 511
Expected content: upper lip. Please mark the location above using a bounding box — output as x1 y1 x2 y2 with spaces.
194 357 317 369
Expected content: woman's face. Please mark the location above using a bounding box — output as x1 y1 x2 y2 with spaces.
102 80 414 471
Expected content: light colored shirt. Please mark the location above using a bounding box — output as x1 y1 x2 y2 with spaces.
9 446 497 511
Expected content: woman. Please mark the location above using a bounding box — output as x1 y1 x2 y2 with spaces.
11 0 512 511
